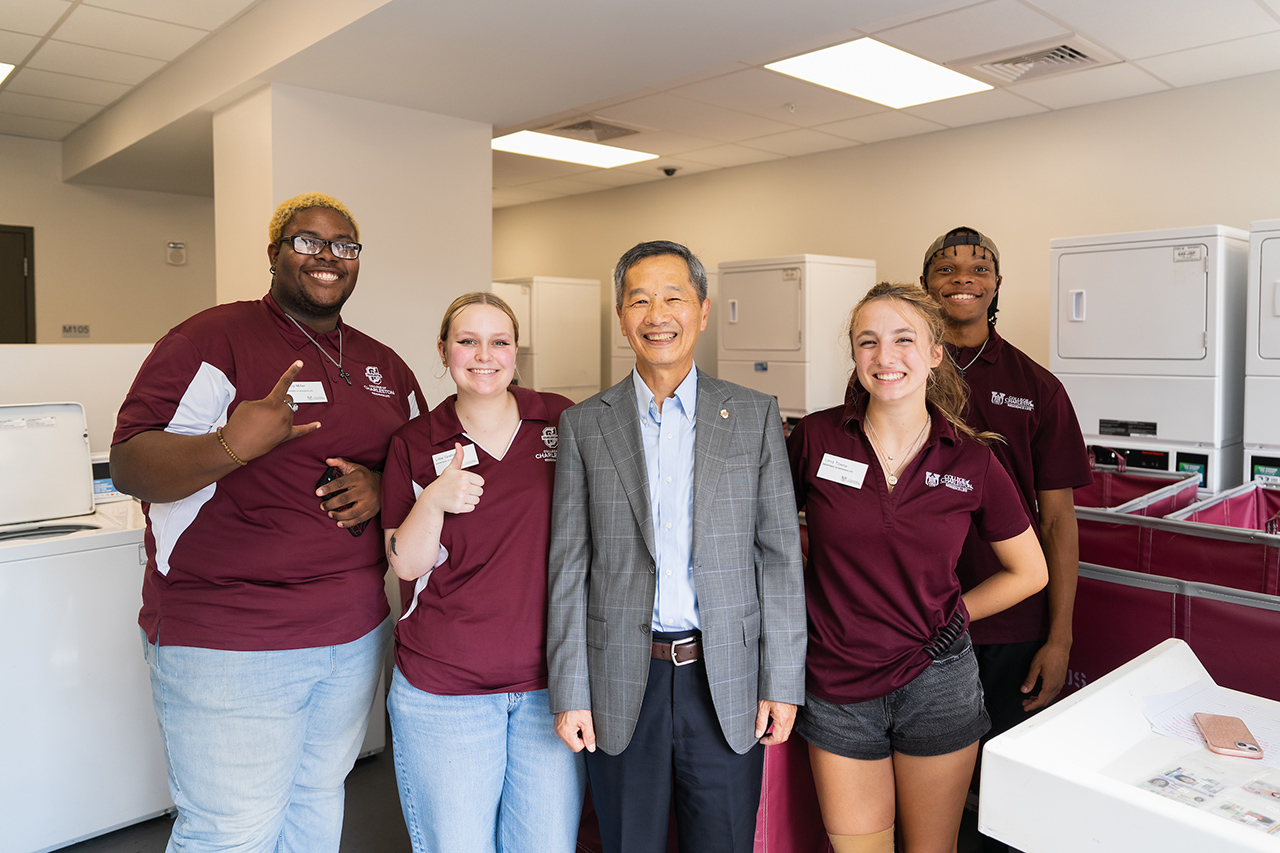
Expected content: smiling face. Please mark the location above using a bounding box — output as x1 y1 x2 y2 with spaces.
921 244 1001 335
617 253 709 387
852 297 944 407
267 207 360 330
438 303 517 399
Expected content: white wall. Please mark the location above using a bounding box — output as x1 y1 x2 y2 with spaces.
494 70 1280 384
0 134 215 344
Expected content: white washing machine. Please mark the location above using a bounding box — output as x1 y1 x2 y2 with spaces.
1243 218 1280 483
1050 225 1249 492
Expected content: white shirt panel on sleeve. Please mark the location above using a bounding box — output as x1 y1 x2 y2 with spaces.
153 361 235 575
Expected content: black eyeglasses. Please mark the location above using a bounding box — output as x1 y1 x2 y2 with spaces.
279 234 362 260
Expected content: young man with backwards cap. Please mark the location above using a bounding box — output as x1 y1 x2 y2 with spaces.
921 227 1091 851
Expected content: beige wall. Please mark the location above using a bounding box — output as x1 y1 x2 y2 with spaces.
494 69 1280 386
0 134 215 344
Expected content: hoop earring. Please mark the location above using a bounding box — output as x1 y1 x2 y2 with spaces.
269 266 276 275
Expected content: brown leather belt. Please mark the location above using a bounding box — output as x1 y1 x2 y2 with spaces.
652 636 702 666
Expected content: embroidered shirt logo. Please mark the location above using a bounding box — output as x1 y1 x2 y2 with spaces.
991 390 1034 411
537 426 559 462
362 364 395 398
926 471 974 493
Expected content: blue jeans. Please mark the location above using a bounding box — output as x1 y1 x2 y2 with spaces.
141 617 392 853
387 669 586 853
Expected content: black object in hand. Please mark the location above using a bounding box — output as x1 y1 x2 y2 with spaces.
315 466 368 537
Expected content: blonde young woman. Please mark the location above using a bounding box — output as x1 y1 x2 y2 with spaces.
380 292 585 853
786 283 1047 853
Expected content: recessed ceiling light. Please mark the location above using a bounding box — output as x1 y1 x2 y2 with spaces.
766 38 991 109
492 130 658 168
0 63 15 85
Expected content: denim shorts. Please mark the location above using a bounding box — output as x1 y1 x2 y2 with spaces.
796 633 990 760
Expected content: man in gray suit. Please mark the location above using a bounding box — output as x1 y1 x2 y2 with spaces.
548 240 806 853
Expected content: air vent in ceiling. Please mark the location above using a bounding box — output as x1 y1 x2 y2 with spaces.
951 37 1120 86
540 118 640 143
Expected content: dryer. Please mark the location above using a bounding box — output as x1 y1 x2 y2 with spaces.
1243 218 1280 482
1050 225 1249 492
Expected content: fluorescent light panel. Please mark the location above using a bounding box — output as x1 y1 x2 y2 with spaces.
766 38 991 109
0 63 14 85
492 130 657 168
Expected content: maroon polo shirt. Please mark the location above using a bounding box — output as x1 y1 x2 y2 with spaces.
950 328 1092 645
114 294 422 651
382 386 572 696
788 399 1031 704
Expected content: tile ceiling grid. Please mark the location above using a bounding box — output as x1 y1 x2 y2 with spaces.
1 0 1278 205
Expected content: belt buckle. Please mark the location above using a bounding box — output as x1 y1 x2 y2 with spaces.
670 636 696 666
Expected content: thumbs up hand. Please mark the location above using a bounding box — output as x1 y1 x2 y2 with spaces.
424 443 485 515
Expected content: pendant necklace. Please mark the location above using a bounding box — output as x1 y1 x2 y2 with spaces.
284 313 352 385
865 415 931 487
945 336 989 377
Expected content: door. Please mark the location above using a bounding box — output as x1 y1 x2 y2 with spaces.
1258 235 1280 360
720 267 802 352
0 225 34 343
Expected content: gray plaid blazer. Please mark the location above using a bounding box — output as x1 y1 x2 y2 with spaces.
547 371 806 755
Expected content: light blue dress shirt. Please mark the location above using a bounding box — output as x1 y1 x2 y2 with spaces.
632 366 700 632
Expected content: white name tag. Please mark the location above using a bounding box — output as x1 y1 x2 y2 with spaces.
432 443 480 475
816 453 868 489
288 381 328 404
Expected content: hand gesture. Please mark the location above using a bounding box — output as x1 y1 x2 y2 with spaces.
221 361 321 462
424 443 485 515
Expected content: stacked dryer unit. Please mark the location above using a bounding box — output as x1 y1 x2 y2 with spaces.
1049 225 1249 493
716 254 876 420
1244 218 1280 483
492 277 602 403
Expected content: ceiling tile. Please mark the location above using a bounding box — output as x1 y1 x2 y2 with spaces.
1025 0 1280 60
855 0 988 34
1008 62 1168 109
0 29 41 65
0 110 78 139
903 87 1047 127
518 177 611 197
610 129 720 157
571 168 665 189
744 128 858 156
879 0 1071 64
53 5 205 61
3 67 132 105
0 0 71 37
681 143 784 168
492 150 596 187
83 0 258 32
670 67 888 128
1135 31 1280 88
594 92 797 143
0 90 102 122
613 156 718 180
27 39 165 85
492 186 562 207
816 110 946 143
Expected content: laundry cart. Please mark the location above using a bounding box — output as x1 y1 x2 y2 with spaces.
1050 225 1249 493
1074 463 1202 570
1243 218 1280 482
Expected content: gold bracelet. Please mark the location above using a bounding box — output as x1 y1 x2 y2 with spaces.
217 427 247 466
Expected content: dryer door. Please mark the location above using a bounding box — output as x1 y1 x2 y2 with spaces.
1056 244 1207 361
1257 235 1280 360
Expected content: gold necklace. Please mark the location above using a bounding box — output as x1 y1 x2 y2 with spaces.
865 414 930 487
